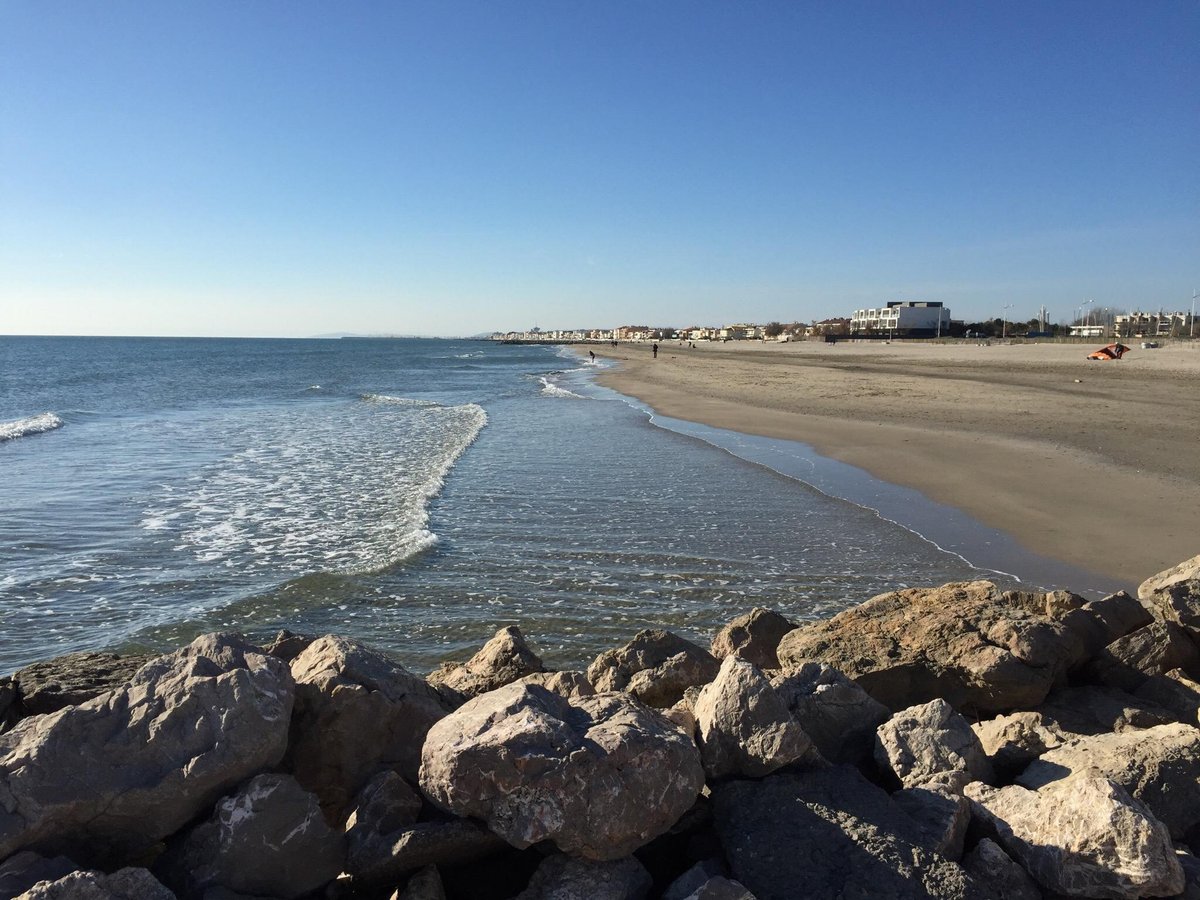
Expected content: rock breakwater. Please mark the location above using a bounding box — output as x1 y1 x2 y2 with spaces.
2 556 1200 899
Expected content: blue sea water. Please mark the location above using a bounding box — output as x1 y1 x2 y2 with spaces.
0 336 1101 675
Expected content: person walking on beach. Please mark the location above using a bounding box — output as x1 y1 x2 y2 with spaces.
589 350 595 363
652 343 658 359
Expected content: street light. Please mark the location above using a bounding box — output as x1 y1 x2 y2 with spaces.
1002 303 1012 339
1192 290 1197 339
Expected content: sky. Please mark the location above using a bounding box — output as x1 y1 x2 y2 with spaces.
1 2 1196 337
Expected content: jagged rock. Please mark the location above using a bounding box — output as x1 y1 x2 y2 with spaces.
263 630 316 663
345 771 423 853
393 865 444 900
427 627 544 698
775 581 1085 714
1139 554 1200 632
12 652 151 717
892 786 971 860
516 670 596 700
677 878 755 900
1055 591 1154 659
1088 622 1200 692
15 868 174 900
587 630 719 707
693 656 811 779
1177 853 1200 900
663 694 698 737
960 839 1042 900
1017 723 1200 839
875 699 993 792
0 851 79 899
286 635 448 818
1033 685 1177 736
770 662 890 765
419 682 704 859
710 608 796 670
712 767 984 900
966 775 1183 898
158 773 343 900
0 677 18 731
0 633 293 865
345 817 506 885
662 860 728 900
513 854 652 900
971 711 1069 778
1134 669 1200 726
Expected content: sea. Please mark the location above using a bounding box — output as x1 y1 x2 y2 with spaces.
0 336 1112 675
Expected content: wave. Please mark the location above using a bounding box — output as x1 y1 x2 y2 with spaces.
360 393 439 407
539 377 588 400
0 412 64 443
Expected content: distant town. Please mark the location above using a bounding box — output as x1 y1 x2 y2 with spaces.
492 299 1198 343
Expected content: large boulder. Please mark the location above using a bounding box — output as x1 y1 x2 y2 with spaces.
966 776 1183 898
1033 685 1177 736
960 839 1042 900
157 773 344 899
892 786 971 861
419 683 704 860
775 581 1086 714
587 630 719 708
971 711 1069 778
513 854 652 900
0 633 293 864
427 626 545 698
517 670 597 700
693 656 811 779
14 867 174 899
770 662 890 765
710 608 796 670
1087 622 1200 692
346 816 507 886
12 651 152 717
344 770 424 851
1135 669 1200 726
286 635 449 819
0 851 79 898
875 699 993 792
1139 554 1200 633
1017 723 1200 839
712 767 986 900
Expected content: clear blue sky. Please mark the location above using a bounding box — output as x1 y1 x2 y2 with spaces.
2 2 1196 337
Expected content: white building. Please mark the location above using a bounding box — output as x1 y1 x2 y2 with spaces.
851 301 951 336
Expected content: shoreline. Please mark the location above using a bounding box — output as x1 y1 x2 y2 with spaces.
587 340 1200 588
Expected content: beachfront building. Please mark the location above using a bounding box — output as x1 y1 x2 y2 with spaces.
1113 311 1190 338
850 301 952 337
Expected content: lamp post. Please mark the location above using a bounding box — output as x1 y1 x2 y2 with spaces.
1002 303 1012 339
1192 290 1197 339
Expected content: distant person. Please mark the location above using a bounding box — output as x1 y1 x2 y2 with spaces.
589 350 595 363
652 343 659 358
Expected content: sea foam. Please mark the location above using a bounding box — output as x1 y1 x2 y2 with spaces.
539 377 587 400
0 412 64 443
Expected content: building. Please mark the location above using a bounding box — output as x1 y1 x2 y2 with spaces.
1113 311 1190 338
851 301 951 337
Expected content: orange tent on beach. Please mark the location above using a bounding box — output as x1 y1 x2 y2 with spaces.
1086 343 1131 360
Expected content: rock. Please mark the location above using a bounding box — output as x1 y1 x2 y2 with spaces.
875 699 993 792
427 627 544 698
1177 853 1200 900
1139 554 1200 632
677 878 756 900
960 839 1042 900
0 678 17 731
775 581 1085 714
770 662 890 765
712 767 985 900
1033 685 1177 736
345 817 506 886
394 865 445 900
1134 669 1200 726
345 771 423 852
286 635 448 818
1017 723 1200 839
15 868 175 900
13 651 151 716
1056 591 1154 659
892 786 971 860
971 711 1069 778
693 656 811 779
0 851 79 899
966 775 1183 898
662 860 728 900
158 773 343 900
419 682 704 860
1088 622 1200 692
513 854 652 900
587 630 719 708
263 630 316 663
516 670 596 700
0 633 293 864
710 608 796 670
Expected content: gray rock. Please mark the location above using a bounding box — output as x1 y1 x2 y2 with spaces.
587 630 719 708
13 652 151 716
516 670 596 700
710 608 796 671
694 656 811 779
875 699 993 792
966 776 1183 898
971 711 1069 778
345 770 423 853
427 626 544 698
15 868 174 900
678 878 756 900
0 852 79 900
960 839 1042 900
712 767 986 900
345 817 506 886
1139 554 1200 633
513 854 652 900
394 865 444 900
0 633 294 864
775 581 1085 714
262 630 316 663
286 635 448 819
419 683 704 859
662 860 728 900
1134 669 1200 726
770 662 890 765
159 773 343 900
1055 590 1154 660
1177 852 1200 900
892 786 971 860
1017 723 1200 839
1088 622 1200 692
1033 685 1177 736
1 678 18 731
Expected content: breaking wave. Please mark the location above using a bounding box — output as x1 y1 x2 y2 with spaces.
0 412 64 443
539 377 588 400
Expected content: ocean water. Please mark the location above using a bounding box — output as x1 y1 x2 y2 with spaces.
0 336 1089 675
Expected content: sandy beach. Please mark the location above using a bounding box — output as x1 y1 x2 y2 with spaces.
592 339 1200 588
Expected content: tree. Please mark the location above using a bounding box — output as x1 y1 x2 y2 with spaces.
764 321 785 338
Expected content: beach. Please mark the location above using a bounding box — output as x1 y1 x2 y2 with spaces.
594 339 1200 587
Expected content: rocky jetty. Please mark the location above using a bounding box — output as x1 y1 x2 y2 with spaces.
2 558 1200 899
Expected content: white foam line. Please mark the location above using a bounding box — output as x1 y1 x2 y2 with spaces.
0 412 64 443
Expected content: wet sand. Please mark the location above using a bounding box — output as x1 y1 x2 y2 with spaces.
591 339 1200 587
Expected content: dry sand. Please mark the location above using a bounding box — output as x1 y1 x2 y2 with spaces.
591 339 1200 587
